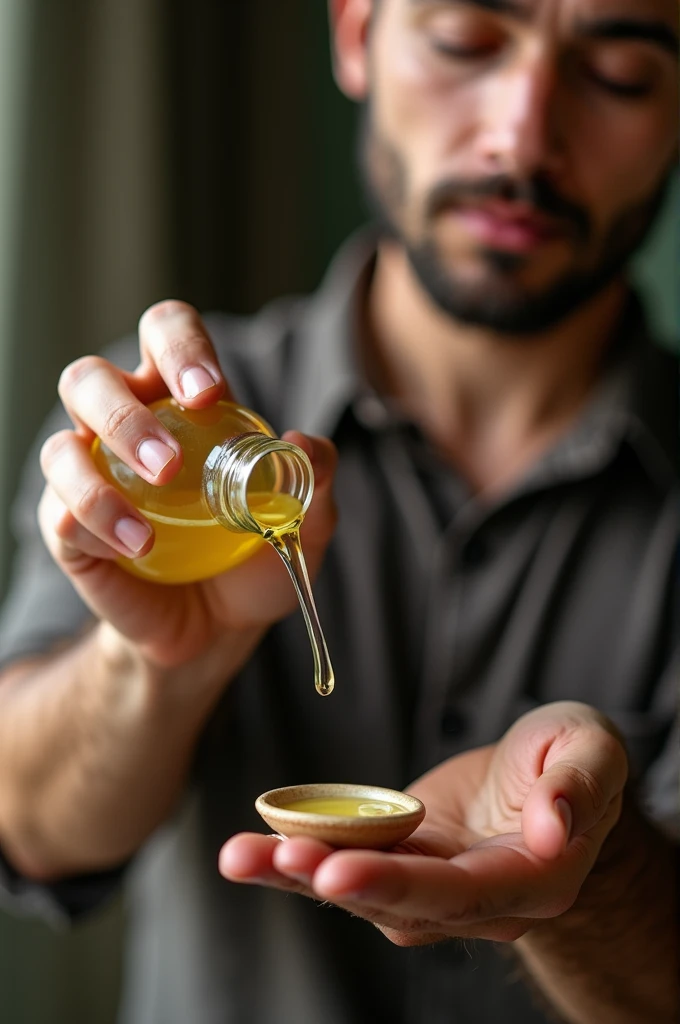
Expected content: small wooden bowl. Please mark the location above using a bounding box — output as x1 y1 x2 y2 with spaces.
255 782 425 850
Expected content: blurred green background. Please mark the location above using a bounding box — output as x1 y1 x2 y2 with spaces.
0 2 676 1022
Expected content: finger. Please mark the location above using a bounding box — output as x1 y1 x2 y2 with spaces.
38 486 126 567
282 432 338 489
58 358 183 486
222 836 530 944
283 432 338 559
137 300 230 407
219 836 446 939
40 430 155 560
311 849 473 918
218 834 312 895
522 711 628 860
312 839 580 925
272 835 335 886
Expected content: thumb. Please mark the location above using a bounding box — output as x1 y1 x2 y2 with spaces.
521 708 628 861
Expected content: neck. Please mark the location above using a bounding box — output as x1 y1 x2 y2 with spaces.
364 241 627 497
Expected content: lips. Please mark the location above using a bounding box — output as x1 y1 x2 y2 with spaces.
446 200 563 253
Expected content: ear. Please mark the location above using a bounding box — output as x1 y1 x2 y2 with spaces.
328 0 374 101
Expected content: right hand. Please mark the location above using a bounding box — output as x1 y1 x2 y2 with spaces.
38 301 338 669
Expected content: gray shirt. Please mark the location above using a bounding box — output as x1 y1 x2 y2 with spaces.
0 234 678 1024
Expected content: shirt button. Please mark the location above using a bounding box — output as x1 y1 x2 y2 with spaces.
460 535 489 569
440 708 466 738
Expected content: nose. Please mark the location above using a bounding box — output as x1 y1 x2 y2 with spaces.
479 50 564 179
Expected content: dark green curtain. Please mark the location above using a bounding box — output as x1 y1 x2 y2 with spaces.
162 0 364 314
0 4 676 1023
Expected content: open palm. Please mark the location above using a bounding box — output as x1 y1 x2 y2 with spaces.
220 702 628 945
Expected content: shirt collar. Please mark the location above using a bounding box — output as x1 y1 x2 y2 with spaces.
284 232 679 489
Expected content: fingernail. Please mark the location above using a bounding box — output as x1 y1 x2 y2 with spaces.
555 798 572 842
114 516 152 554
180 365 216 399
137 438 176 476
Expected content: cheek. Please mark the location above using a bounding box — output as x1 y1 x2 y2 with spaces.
565 101 677 233
371 24 480 198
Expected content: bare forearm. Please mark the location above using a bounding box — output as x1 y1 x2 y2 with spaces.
0 621 261 879
518 795 680 1024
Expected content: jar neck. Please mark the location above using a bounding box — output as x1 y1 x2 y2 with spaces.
202 432 313 534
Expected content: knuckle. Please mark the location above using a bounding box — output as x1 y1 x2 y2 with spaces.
74 480 112 521
443 891 492 926
39 430 73 474
155 335 211 373
58 355 107 399
139 299 196 330
561 763 606 813
101 400 139 441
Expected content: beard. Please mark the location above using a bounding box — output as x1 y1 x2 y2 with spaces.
357 106 673 335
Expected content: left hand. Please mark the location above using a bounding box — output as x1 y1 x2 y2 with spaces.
219 701 628 945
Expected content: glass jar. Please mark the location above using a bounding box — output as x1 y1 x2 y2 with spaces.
92 398 313 585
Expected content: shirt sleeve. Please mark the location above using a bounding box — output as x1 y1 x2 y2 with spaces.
0 846 126 928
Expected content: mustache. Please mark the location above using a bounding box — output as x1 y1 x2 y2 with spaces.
425 174 591 241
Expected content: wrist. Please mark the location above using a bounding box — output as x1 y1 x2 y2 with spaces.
516 792 679 1024
93 618 264 718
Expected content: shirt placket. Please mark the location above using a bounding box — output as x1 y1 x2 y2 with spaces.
409 502 487 777
371 419 483 777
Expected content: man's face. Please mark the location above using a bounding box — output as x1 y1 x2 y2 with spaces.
355 0 678 332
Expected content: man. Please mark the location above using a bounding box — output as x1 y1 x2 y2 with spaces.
0 1 677 1022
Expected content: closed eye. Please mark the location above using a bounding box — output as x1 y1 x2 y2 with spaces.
587 70 654 99
432 39 500 60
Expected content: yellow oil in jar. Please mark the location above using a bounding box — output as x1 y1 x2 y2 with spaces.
281 797 406 817
102 489 302 585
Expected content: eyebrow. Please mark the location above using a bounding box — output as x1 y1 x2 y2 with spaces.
409 1 680 56
577 17 679 57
